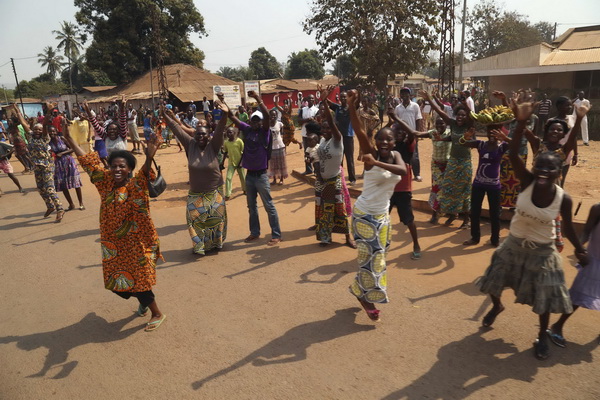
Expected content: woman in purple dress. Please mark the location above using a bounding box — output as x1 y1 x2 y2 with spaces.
49 124 85 210
548 203 600 347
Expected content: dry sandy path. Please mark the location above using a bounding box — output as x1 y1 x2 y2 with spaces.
0 137 599 399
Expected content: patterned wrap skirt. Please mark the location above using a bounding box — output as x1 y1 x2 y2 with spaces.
349 206 391 304
186 187 227 255
500 153 527 208
315 174 349 243
478 234 573 314
54 154 82 191
439 157 472 215
428 160 447 211
268 147 288 180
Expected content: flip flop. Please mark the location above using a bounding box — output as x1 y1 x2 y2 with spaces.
137 304 149 317
411 251 422 260
145 314 166 332
482 306 505 327
547 329 566 348
533 339 550 360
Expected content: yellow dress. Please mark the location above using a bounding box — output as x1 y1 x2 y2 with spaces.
79 152 161 292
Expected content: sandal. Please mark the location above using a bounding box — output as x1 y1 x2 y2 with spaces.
137 304 149 317
345 239 357 249
547 329 566 348
55 210 65 223
267 238 282 246
463 239 479 246
482 305 505 327
358 299 380 322
145 314 167 332
533 339 550 360
411 251 422 260
79 205 86 211
244 235 259 243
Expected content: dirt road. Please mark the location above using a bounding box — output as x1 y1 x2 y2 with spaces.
1 138 599 399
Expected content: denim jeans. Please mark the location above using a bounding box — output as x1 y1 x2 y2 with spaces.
246 172 281 239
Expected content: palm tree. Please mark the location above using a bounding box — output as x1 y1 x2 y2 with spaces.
53 21 83 94
37 46 64 80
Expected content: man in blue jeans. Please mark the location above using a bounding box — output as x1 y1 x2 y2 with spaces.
227 90 282 245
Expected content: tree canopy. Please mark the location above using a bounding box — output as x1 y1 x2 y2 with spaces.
215 66 253 82
304 0 441 88
285 49 325 80
248 47 282 80
74 0 206 84
467 1 555 60
37 46 64 81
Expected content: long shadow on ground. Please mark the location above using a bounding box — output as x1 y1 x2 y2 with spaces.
191 307 375 390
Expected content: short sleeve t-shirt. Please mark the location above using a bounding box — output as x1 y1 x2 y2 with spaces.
270 121 285 150
472 140 509 189
329 103 351 136
317 137 344 180
223 138 244 167
239 121 271 171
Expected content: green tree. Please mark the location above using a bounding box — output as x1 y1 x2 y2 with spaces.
304 0 442 89
53 21 84 94
285 49 325 80
215 66 253 82
37 46 64 81
75 0 206 84
17 75 69 100
331 54 358 80
467 1 554 60
60 55 115 90
248 47 282 79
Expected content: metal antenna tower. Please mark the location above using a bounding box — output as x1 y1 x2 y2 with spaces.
438 0 455 98
152 6 169 102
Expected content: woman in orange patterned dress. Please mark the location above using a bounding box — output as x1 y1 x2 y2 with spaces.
62 119 166 332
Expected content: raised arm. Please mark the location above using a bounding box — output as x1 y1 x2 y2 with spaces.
347 90 375 157
62 118 87 157
162 106 191 147
210 100 229 151
508 100 537 188
141 133 161 177
492 91 509 107
563 103 590 156
118 96 128 139
247 91 269 131
273 94 283 113
12 104 31 132
319 86 342 142
83 100 107 139
420 90 451 125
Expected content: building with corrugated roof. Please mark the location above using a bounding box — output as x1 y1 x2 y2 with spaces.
462 25 600 98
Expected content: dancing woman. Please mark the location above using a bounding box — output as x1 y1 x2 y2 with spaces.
478 99 588 360
346 90 407 322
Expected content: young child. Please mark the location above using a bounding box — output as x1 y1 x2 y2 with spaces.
222 127 245 200
547 202 600 347
0 141 24 193
461 125 510 247
304 130 320 175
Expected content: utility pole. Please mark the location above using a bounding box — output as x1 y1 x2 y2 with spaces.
458 0 467 91
10 58 25 114
150 56 155 110
553 22 557 41
438 0 455 98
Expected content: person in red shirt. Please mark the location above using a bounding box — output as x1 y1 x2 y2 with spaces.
387 112 422 260
51 109 64 134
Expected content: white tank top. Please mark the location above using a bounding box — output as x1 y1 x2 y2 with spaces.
510 183 564 244
354 154 402 215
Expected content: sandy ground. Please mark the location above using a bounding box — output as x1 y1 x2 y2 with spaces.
1 133 599 399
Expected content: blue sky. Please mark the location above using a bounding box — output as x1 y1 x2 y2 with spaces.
1 0 599 88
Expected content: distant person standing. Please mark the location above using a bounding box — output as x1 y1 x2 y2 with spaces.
394 87 423 182
536 93 553 137
464 89 475 112
202 96 211 119
572 91 591 145
127 103 141 154
299 94 319 175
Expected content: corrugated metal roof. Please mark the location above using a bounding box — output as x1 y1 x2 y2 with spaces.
87 64 239 103
542 48 600 65
555 25 600 50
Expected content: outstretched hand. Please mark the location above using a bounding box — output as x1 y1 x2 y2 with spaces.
492 91 506 100
247 90 259 101
418 90 431 101
346 89 359 105
510 99 538 122
575 103 591 119
146 133 162 158
464 127 476 141
490 128 508 142
361 153 376 168
215 99 229 114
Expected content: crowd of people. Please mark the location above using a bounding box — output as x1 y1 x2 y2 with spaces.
0 86 598 360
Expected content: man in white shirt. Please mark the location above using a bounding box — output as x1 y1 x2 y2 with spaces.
394 87 423 181
573 91 591 145
127 103 141 153
464 89 475 112
202 96 211 119
298 94 319 174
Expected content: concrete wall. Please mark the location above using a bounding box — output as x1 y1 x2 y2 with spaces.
489 72 574 93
